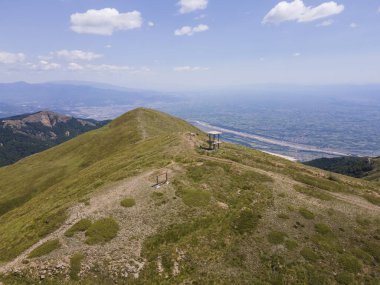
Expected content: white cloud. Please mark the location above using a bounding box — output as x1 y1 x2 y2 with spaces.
53 50 102 61
195 14 206 20
349 22 358 28
105 45 112 48
29 60 61 71
70 8 143 36
263 0 344 24
293 52 301 57
148 21 155 27
67 62 84 71
317 19 334 27
174 66 209 72
178 0 208 14
174 24 209 36
86 64 150 73
0 51 26 64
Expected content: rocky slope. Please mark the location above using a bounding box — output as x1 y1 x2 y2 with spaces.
0 111 108 167
0 108 379 284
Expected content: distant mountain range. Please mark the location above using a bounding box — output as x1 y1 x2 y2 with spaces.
0 81 177 119
0 111 108 167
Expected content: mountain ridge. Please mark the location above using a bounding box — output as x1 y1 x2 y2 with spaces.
0 108 379 284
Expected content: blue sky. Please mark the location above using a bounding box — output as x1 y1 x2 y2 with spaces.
0 0 379 90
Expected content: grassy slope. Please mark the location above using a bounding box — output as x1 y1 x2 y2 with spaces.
0 108 379 284
0 108 198 261
365 157 380 183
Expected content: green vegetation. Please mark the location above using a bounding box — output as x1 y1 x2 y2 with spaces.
28 239 61 258
338 254 362 273
268 231 287 244
120 198 136 208
0 108 380 284
64 219 92 237
176 187 211 207
69 252 84 281
0 111 108 167
300 247 319 262
85 217 120 245
294 185 333 201
299 208 315 220
314 223 332 235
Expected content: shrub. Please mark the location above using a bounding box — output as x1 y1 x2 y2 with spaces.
232 209 259 234
65 219 92 237
268 231 287 245
351 248 374 264
285 240 298 250
177 187 211 207
338 254 362 273
301 247 318 262
278 213 289 219
120 198 136 208
299 208 315 220
365 241 380 262
85 217 120 245
70 252 84 280
335 272 353 285
28 239 61 258
314 223 331 235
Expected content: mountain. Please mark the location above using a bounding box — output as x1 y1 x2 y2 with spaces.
0 111 108 167
0 108 379 284
305 156 380 183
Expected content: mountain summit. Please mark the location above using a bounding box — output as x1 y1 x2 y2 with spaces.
0 108 379 284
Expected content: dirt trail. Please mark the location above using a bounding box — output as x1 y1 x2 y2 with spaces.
329 192 380 213
0 170 157 274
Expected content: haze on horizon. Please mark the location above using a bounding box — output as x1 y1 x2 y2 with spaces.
0 0 379 91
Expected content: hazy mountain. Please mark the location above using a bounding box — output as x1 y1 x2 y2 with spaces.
0 109 378 284
0 111 108 167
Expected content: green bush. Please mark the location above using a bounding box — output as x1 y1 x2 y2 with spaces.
277 213 289 219
65 219 92 237
177 187 211 207
285 240 298 250
299 208 315 220
314 223 331 235
70 252 84 280
268 231 287 245
351 248 374 264
120 198 136 208
85 217 120 245
335 272 353 285
232 209 259 234
338 254 362 273
365 241 380 262
301 247 318 262
28 239 61 258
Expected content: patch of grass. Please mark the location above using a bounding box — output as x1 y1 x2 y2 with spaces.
335 272 354 285
232 209 260 234
365 241 380 262
176 187 211 207
69 252 84 281
338 254 362 273
314 223 332 235
300 247 319 262
285 240 298 250
64 219 92 237
268 231 287 245
277 213 289 219
363 194 380 206
28 239 61 258
312 234 342 254
85 217 119 245
120 198 136 208
294 185 333 201
299 208 315 220
356 216 371 228
351 248 374 264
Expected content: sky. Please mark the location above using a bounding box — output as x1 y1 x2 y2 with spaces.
0 0 379 90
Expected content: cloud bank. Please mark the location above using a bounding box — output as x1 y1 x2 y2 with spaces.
0 51 26 64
